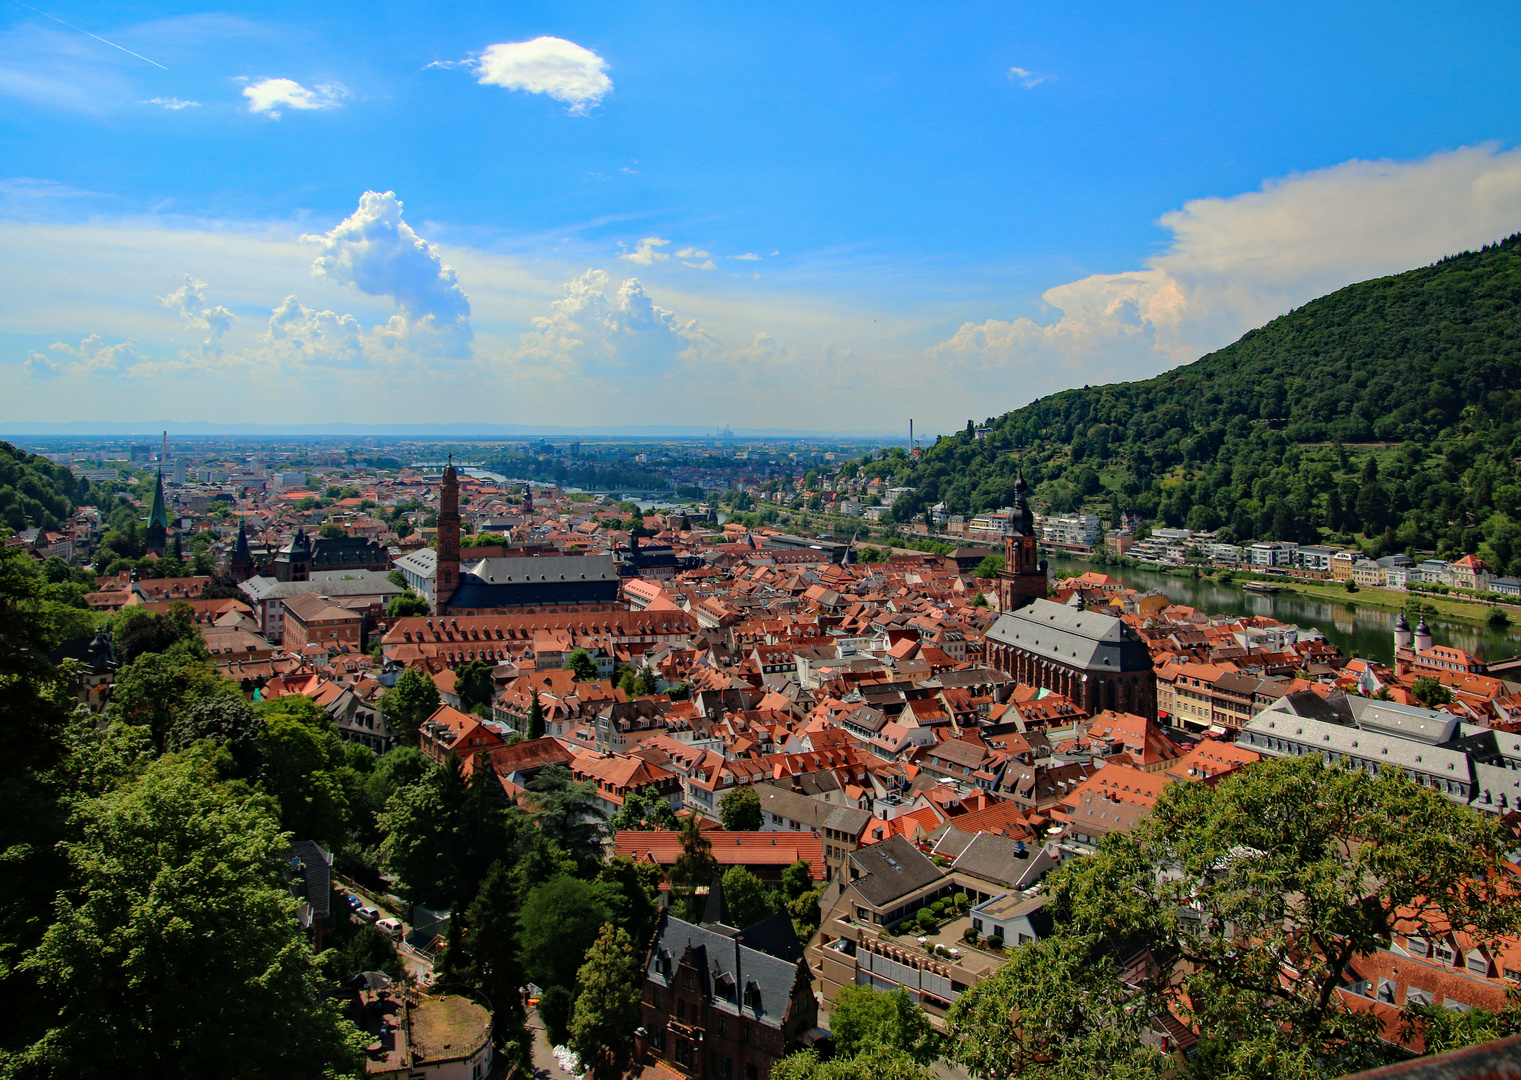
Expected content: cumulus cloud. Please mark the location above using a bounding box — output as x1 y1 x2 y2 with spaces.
730 252 761 261
159 275 234 354
515 269 714 379
25 334 143 378
304 190 472 356
932 143 1521 395
242 77 346 117
142 97 198 109
1008 66 1051 89
265 296 365 366
620 237 670 265
439 36 611 115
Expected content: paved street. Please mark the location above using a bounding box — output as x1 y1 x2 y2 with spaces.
527 1009 579 1080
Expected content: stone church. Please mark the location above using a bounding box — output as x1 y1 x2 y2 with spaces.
984 474 1157 718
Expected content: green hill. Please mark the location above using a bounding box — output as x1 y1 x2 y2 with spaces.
0 441 95 533
875 233 1521 572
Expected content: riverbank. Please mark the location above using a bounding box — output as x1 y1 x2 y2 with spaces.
1252 577 1520 629
1054 551 1518 630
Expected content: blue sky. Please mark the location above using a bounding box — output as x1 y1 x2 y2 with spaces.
3 1 1521 431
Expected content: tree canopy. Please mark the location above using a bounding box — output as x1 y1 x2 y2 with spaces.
718 784 763 830
888 234 1521 560
945 754 1521 1080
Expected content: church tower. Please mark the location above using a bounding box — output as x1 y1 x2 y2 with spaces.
521 483 534 517
145 469 169 557
996 471 1047 611
436 457 461 613
229 518 254 581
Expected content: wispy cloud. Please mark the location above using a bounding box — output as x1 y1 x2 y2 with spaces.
1008 66 1051 89
432 36 611 115
730 252 761 261
142 96 197 109
241 77 346 117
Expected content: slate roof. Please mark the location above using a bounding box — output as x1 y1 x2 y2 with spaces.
845 833 944 907
648 914 806 1029
242 576 403 602
986 598 1152 673
448 554 622 609
754 784 874 837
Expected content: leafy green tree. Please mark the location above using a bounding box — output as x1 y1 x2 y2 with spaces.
974 554 1005 578
830 986 938 1064
607 785 678 831
386 568 407 589
385 592 431 619
112 605 198 664
526 689 546 739
19 748 366 1079
946 933 1163 1080
165 695 265 777
569 924 644 1080
956 755 1521 1079
670 814 717 920
519 874 614 999
565 648 599 681
1400 992 1521 1056
772 1047 935 1080
379 667 439 745
524 763 606 869
452 859 532 1074
1411 675 1454 707
256 712 350 843
718 785 763 830
108 649 241 750
378 758 521 910
328 924 404 982
720 865 779 930
596 856 661 948
455 658 495 713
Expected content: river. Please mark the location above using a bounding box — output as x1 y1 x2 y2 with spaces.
1049 558 1521 667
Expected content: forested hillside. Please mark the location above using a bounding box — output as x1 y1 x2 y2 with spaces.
0 442 95 532
882 233 1521 570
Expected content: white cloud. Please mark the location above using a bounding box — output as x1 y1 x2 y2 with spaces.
304 190 472 356
514 269 714 380
25 334 141 378
265 296 364 366
143 96 198 109
676 247 708 259
1008 66 1051 89
730 252 761 261
620 237 670 265
159 275 233 354
451 36 611 115
932 143 1521 396
242 77 346 117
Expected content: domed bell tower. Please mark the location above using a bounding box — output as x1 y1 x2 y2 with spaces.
997 471 1047 611
436 457 461 613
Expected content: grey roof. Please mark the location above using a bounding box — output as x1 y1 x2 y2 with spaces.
464 553 619 585
755 784 874 836
647 914 807 1029
1345 696 1461 745
846 834 945 908
940 830 1040 888
395 547 436 579
986 598 1152 673
242 575 402 602
310 568 395 584
1242 701 1478 805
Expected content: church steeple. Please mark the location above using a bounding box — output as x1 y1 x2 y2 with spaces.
998 465 1046 611
146 468 169 557
229 517 253 581
436 455 461 612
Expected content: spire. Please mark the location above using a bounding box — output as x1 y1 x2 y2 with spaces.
1012 466 1034 537
148 469 169 531
233 518 251 560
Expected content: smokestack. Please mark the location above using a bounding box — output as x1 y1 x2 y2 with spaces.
909 419 914 453
161 430 168 464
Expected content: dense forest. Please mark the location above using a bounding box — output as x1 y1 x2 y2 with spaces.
877 233 1521 571
0 442 99 533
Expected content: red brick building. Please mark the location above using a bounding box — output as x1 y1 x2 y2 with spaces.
280 593 363 652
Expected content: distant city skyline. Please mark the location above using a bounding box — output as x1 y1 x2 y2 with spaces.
2 1 1520 429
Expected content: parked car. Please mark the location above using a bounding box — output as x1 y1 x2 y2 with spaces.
376 917 404 939
355 906 379 924
343 893 361 911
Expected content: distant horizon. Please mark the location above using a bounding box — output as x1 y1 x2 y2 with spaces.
0 420 920 442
